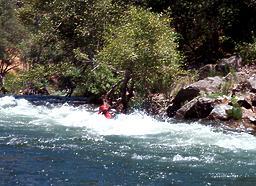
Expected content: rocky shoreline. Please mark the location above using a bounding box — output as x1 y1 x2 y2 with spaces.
163 56 256 133
4 55 256 134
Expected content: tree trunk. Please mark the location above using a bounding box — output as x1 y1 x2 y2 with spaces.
120 69 132 113
0 73 3 87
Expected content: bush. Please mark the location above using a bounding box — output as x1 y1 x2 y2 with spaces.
227 106 242 120
227 96 242 120
236 38 256 65
97 6 184 98
3 73 24 94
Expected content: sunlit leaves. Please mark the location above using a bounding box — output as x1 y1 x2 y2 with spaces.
0 0 27 58
98 6 183 96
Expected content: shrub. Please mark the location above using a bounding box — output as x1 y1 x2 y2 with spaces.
236 38 256 65
97 6 184 98
3 73 24 94
227 96 242 120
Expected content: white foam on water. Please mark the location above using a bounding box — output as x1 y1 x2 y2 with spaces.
173 154 200 162
131 153 154 160
1 96 256 151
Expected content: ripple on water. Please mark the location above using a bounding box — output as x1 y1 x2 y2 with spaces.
1 96 256 185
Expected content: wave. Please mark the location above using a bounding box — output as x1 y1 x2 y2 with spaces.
0 96 256 151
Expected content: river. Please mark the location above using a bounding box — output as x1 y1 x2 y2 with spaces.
0 96 256 185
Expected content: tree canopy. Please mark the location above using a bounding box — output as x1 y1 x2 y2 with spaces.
97 7 183 111
0 0 27 88
1 0 256 111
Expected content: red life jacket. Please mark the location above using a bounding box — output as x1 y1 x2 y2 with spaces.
104 111 112 119
98 104 112 119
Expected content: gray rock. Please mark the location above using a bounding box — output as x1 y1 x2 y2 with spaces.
167 87 200 117
208 104 233 120
242 107 256 124
198 55 242 79
167 76 224 117
217 55 242 71
189 76 223 94
175 97 214 119
236 95 252 109
248 75 256 93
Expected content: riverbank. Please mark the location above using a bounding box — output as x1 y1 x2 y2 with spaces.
164 56 256 134
2 55 255 134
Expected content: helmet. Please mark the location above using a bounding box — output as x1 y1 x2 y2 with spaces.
99 105 109 112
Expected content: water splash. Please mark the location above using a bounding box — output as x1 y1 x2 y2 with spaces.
0 96 256 151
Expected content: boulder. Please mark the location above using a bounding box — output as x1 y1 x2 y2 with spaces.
242 107 256 124
236 95 252 109
232 81 252 95
247 75 256 93
165 63 256 133
198 55 242 79
167 87 200 117
231 65 256 94
175 97 214 119
143 94 170 116
189 76 224 94
208 104 233 120
251 94 256 107
167 76 224 117
217 55 242 72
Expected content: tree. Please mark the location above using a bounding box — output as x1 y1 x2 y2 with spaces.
17 0 124 96
0 0 27 89
18 0 123 64
97 7 183 112
121 0 256 67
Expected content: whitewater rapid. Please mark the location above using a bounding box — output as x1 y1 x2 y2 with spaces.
0 96 256 152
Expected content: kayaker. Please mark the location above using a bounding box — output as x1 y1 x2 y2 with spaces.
98 104 112 119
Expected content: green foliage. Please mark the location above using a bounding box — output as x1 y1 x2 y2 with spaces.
0 0 28 89
16 0 126 96
227 96 243 120
206 92 226 99
98 6 183 98
18 0 124 65
13 63 76 93
2 0 256 105
227 106 243 120
0 0 27 58
132 0 256 67
236 38 256 65
79 64 120 95
17 64 52 91
4 73 24 94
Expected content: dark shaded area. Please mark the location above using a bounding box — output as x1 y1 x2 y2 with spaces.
129 0 256 67
167 87 200 117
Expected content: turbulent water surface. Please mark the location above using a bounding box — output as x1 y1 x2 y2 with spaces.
0 96 256 185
